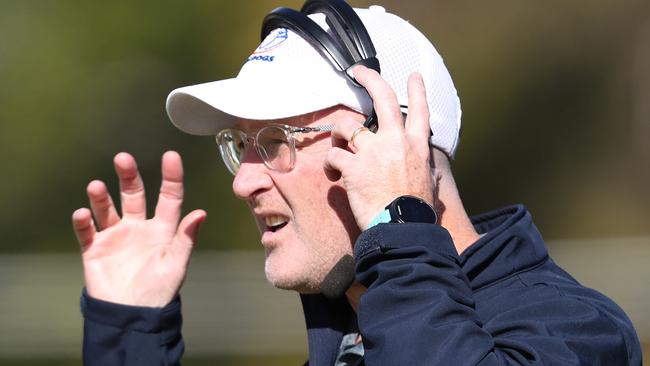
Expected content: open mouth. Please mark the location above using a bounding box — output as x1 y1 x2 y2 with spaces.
265 215 288 233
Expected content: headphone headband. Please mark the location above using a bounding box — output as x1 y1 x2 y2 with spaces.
260 0 380 131
261 1 380 80
301 0 377 62
262 7 356 72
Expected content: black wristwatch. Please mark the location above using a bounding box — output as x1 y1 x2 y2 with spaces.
367 195 437 228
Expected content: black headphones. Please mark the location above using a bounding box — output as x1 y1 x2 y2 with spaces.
261 0 381 132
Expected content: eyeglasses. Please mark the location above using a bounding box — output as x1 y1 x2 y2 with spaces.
216 124 334 175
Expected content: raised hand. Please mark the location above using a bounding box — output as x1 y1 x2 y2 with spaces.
325 66 434 230
72 151 206 307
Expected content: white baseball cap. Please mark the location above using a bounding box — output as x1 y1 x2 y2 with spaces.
166 5 462 157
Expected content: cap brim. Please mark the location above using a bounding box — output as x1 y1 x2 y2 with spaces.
166 77 340 135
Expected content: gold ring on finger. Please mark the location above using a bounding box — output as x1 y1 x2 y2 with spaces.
350 126 370 150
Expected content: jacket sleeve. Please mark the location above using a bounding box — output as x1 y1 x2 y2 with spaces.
353 223 638 365
80 289 184 366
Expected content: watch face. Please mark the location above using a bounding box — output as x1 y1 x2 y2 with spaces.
393 196 437 224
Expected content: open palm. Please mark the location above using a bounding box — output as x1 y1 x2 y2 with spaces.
72 151 206 307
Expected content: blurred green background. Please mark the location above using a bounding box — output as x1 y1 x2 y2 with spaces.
1 0 648 364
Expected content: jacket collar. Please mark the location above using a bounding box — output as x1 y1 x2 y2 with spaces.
461 204 549 290
299 293 354 366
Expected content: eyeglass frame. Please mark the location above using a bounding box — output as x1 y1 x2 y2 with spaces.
215 123 334 175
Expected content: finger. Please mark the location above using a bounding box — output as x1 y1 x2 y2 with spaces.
72 208 96 251
328 137 349 181
352 65 403 134
172 209 207 256
87 180 120 229
114 152 147 219
405 73 431 140
324 146 355 181
154 151 184 226
332 119 373 152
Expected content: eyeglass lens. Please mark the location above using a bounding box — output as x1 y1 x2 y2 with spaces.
217 126 294 175
256 126 292 171
217 130 247 175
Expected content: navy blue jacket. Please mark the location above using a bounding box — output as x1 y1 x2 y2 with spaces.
80 205 642 365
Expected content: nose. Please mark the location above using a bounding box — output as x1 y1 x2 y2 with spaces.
232 148 274 200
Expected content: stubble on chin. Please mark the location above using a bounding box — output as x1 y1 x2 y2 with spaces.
263 246 322 294
262 207 357 296
263 244 354 297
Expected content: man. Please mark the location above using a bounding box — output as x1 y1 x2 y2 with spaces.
72 2 642 365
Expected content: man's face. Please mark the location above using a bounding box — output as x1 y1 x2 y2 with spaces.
231 106 365 294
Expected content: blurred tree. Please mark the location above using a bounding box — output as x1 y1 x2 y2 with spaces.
0 0 648 254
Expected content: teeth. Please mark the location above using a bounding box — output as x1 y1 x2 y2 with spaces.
265 215 287 227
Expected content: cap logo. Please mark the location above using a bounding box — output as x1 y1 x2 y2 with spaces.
246 55 275 63
254 28 288 54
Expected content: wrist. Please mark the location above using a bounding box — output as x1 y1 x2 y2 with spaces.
366 195 437 230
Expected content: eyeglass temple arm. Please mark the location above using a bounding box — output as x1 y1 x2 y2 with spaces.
291 124 334 133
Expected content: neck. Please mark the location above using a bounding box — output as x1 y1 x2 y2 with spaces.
432 159 480 254
437 197 480 255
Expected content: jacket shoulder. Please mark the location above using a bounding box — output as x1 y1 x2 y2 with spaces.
475 259 642 365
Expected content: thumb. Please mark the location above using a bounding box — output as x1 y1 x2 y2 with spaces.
173 209 207 253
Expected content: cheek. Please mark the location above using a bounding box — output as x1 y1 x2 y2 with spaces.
292 163 334 218
326 185 360 243
289 151 330 198
286 151 359 241
302 167 360 243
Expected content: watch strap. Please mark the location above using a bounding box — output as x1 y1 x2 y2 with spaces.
366 209 391 230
